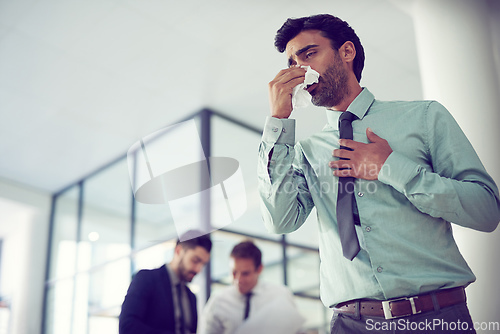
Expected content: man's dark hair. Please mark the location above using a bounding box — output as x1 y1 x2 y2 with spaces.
230 240 262 269
177 230 212 253
274 14 365 82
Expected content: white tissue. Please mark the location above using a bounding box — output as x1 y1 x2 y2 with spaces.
292 66 319 109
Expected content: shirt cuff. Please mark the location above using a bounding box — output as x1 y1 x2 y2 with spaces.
378 151 421 194
262 117 295 145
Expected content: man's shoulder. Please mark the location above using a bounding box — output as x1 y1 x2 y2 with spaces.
134 265 166 281
371 98 440 111
138 264 166 273
369 97 413 107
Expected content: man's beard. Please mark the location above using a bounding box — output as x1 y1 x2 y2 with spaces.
311 55 350 108
177 256 196 282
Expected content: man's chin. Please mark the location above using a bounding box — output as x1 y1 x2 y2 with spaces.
238 287 249 295
311 98 330 108
310 92 326 107
183 273 195 282
311 95 339 109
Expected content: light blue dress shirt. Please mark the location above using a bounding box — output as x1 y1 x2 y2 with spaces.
258 88 500 308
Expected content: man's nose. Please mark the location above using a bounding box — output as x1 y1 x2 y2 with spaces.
296 60 308 67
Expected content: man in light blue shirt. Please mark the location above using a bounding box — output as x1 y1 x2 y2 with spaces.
259 14 500 333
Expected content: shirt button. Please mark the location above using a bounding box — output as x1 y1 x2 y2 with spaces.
365 226 371 232
272 127 279 132
377 266 383 273
357 192 364 197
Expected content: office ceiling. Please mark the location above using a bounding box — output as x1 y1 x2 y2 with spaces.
0 0 422 193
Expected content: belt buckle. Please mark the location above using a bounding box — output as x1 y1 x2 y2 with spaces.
382 296 421 320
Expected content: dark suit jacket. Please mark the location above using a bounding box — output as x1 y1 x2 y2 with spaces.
119 264 198 334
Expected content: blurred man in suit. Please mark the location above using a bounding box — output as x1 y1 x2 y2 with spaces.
119 230 212 334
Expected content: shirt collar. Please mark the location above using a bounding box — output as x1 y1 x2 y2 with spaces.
325 88 375 129
233 280 263 297
250 280 263 295
167 263 181 286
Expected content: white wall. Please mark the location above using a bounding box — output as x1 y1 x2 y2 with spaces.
0 178 51 334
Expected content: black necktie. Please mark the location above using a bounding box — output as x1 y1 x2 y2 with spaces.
176 283 186 334
337 111 361 261
244 292 252 320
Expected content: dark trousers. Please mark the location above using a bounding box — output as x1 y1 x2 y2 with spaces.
331 302 476 334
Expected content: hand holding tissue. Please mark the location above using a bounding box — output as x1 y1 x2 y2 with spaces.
292 66 319 109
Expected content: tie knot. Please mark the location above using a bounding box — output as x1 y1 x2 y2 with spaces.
339 111 357 124
338 111 357 140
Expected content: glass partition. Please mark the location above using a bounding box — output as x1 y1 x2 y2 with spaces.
80 160 131 270
211 116 281 241
44 185 80 333
47 185 80 281
134 202 176 251
43 109 329 334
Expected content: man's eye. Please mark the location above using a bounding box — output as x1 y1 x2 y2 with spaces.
306 52 316 58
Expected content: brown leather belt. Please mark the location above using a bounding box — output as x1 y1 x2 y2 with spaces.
334 287 466 320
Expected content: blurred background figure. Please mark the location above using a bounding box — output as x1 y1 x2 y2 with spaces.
199 240 304 334
120 231 211 334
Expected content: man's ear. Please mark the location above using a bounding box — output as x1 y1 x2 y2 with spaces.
174 244 183 257
339 41 356 63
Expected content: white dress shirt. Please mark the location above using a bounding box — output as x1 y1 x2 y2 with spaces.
199 281 303 334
